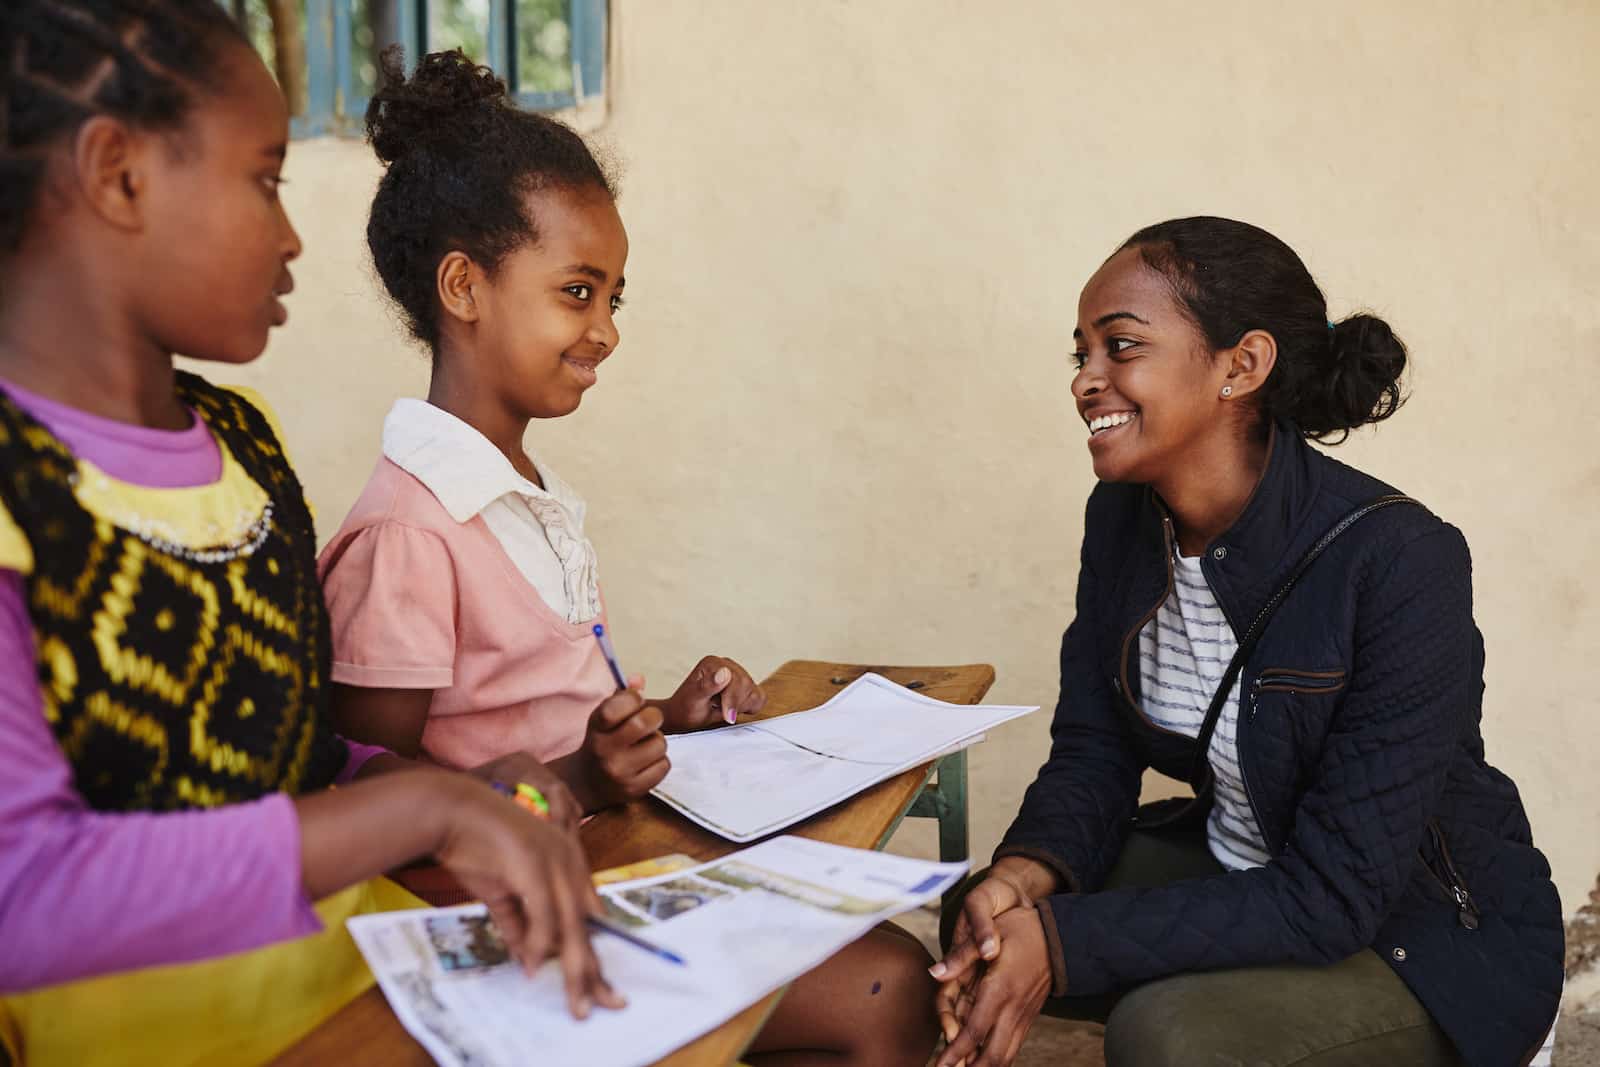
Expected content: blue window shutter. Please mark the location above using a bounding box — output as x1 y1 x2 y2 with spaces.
571 0 606 101
302 0 336 136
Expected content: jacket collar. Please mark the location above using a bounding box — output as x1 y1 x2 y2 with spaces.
1147 419 1323 631
380 398 586 526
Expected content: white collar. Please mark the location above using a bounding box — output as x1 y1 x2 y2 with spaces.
381 398 586 525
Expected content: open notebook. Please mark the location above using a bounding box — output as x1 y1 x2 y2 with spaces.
651 672 1038 842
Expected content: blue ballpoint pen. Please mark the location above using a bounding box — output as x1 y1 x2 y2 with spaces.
586 915 687 966
592 623 628 691
585 625 688 965
595 622 735 724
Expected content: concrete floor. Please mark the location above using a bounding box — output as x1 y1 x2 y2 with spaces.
1554 1009 1600 1067
1010 1018 1106 1066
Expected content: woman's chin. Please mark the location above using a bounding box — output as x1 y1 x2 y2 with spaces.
1090 452 1134 483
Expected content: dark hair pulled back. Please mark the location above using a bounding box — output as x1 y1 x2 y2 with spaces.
0 0 244 253
364 47 614 349
1121 216 1407 443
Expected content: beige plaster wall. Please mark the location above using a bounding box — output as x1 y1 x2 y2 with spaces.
216 0 1600 914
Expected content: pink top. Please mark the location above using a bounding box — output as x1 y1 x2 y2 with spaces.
0 378 384 992
319 457 615 770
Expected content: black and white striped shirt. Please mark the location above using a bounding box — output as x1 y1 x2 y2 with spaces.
1138 551 1270 871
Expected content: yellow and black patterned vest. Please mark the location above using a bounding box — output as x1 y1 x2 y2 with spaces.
0 372 345 810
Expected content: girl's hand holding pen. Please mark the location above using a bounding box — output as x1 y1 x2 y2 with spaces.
579 683 671 807
660 655 767 731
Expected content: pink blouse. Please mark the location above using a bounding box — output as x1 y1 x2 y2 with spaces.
319 456 615 770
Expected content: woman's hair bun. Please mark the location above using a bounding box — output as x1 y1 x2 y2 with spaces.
1119 217 1409 444
365 47 510 165
1310 313 1407 442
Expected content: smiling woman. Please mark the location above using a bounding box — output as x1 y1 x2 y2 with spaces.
1067 221 1407 552
930 218 1563 1067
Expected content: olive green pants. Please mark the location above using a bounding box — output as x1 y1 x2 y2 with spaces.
943 830 1463 1066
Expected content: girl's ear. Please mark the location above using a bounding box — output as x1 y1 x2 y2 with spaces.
72 116 148 233
436 251 481 326
1222 328 1278 400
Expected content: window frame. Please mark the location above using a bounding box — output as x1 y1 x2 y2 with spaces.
288 0 606 137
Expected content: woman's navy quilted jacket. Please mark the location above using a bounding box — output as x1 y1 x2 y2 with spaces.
996 423 1564 1067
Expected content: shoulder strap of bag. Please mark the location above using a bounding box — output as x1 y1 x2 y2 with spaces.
1185 494 1423 788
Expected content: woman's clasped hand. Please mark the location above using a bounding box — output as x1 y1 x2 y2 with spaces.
931 858 1060 1067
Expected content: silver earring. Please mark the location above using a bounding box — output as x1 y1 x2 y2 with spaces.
1220 385 1234 398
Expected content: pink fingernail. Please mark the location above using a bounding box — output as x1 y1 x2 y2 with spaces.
714 667 731 685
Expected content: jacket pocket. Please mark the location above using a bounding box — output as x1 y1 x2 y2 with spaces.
1420 818 1482 931
1252 667 1347 696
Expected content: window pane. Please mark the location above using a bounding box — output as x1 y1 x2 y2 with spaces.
429 0 491 62
515 0 573 96
350 0 406 101
232 0 308 117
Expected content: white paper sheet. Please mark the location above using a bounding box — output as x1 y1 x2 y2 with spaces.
347 836 968 1067
651 672 1037 842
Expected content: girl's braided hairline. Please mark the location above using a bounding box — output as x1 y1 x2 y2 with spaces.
0 0 242 252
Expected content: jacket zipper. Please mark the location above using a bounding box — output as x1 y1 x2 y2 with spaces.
1116 515 1270 847
1253 670 1346 696
1236 681 1269 851
1423 819 1481 931
1247 672 1345 723
1116 515 1187 739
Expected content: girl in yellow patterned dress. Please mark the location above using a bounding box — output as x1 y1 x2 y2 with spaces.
0 3 622 1063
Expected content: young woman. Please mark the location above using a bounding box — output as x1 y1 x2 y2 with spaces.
932 217 1563 1067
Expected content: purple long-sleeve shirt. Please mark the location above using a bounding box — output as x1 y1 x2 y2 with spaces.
0 380 385 992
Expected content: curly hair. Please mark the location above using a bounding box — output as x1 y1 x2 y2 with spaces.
364 47 615 349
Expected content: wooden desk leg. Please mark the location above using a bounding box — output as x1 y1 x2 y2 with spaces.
904 752 971 910
935 750 970 869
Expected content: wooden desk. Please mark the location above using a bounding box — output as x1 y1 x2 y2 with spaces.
273 660 996 1067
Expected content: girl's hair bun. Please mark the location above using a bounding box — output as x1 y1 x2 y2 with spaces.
365 47 510 166
363 47 614 349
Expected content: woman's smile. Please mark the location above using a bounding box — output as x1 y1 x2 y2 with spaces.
1084 409 1139 447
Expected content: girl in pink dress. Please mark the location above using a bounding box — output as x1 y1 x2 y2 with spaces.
321 48 939 1067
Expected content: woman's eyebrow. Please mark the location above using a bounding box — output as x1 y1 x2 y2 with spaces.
1093 311 1150 329
1074 310 1149 340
